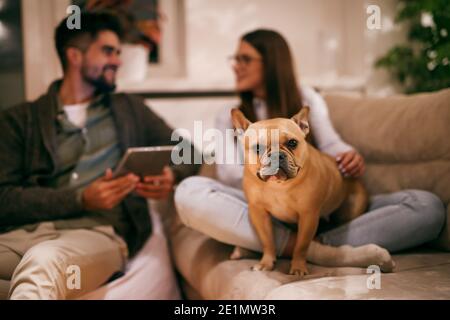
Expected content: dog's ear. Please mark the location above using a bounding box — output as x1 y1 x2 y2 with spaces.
231 108 251 131
291 106 310 136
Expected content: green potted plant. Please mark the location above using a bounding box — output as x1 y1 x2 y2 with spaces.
375 0 450 93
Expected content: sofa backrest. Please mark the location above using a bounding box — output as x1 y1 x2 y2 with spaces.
324 88 450 206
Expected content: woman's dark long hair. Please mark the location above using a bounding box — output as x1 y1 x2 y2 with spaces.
238 29 303 122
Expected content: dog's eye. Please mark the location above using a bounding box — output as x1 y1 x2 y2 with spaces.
287 139 298 149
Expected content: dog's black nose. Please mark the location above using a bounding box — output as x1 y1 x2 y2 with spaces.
279 153 287 161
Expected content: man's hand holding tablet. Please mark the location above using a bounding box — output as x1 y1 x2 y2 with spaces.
82 169 140 211
135 166 175 200
81 146 177 209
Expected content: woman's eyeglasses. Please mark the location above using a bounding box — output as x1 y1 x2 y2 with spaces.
228 54 262 66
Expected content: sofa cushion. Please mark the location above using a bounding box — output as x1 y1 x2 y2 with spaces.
170 203 450 299
265 250 450 300
79 204 181 300
324 89 450 250
324 88 450 204
166 89 450 300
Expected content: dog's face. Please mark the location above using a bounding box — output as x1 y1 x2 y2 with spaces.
231 107 310 183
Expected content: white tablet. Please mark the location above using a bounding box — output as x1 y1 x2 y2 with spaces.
113 146 175 179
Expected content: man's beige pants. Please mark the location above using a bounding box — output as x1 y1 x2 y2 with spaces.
0 222 128 300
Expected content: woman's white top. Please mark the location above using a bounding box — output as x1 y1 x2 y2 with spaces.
215 85 354 189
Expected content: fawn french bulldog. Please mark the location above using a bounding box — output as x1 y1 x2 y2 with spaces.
231 107 395 277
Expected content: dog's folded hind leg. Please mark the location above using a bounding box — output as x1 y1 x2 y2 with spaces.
332 181 369 225
306 241 396 272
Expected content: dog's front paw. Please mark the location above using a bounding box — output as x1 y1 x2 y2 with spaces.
252 262 275 271
289 259 309 277
252 256 275 271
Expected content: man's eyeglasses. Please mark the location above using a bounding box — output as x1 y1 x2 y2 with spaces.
228 54 262 66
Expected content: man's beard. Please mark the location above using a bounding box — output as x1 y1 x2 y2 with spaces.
82 65 118 94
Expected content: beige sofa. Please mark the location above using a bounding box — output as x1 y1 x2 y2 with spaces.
159 88 450 299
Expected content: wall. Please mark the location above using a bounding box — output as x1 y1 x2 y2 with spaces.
19 0 407 101
121 0 407 95
21 0 69 101
121 0 370 93
362 0 408 95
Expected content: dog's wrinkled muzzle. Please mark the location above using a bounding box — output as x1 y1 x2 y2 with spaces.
257 151 299 182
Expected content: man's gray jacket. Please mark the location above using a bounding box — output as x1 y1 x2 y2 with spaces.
0 81 200 256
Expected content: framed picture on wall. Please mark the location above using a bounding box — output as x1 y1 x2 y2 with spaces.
73 0 161 64
73 0 185 86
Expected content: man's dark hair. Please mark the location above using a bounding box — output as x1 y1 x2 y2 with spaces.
55 11 123 70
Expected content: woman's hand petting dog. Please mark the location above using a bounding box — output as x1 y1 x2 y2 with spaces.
336 150 365 178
